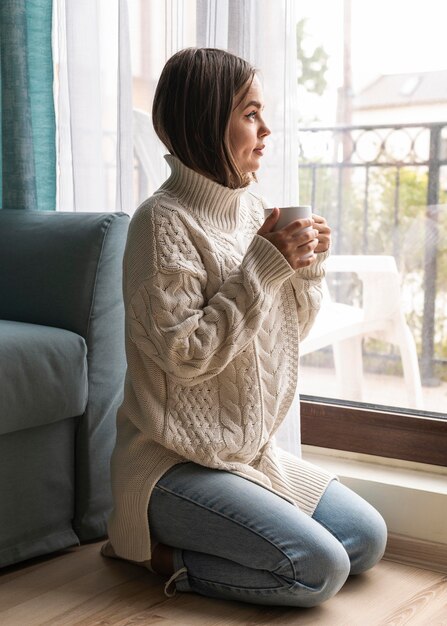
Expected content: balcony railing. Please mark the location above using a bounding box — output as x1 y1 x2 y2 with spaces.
298 122 447 385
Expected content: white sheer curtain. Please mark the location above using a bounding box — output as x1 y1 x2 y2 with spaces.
55 0 133 212
54 0 301 455
55 0 299 212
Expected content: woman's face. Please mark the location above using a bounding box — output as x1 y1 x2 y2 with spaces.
228 75 271 175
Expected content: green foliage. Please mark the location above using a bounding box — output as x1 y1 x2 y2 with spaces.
296 18 329 97
366 167 447 277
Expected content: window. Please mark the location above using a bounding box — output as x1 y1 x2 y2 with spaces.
296 0 447 464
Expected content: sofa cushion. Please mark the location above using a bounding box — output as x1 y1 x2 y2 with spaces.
0 320 88 436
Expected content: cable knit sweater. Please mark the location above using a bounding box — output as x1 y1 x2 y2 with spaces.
107 155 336 563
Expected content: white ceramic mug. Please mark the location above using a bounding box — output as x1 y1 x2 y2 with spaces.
264 205 314 258
263 205 312 231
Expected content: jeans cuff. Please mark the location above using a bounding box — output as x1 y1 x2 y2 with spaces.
172 548 190 592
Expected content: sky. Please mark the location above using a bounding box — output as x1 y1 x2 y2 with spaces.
299 0 447 122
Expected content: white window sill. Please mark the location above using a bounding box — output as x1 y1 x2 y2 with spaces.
302 445 447 546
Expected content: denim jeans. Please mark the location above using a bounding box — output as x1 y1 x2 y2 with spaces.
148 462 387 607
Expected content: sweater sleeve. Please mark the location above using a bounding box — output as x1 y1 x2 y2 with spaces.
253 193 329 341
289 249 329 341
129 210 295 386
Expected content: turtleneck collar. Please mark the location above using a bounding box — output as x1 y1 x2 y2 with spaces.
158 155 247 232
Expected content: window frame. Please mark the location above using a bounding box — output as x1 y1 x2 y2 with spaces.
300 398 447 467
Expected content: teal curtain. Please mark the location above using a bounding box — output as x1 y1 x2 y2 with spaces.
0 0 56 210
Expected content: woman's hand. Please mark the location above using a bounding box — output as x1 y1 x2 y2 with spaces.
312 213 331 253
257 208 319 270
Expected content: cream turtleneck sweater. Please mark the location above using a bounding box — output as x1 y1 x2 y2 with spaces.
106 155 335 563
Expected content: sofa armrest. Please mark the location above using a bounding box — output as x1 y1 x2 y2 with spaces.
0 210 129 339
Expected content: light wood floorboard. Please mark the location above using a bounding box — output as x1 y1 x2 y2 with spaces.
0 541 446 625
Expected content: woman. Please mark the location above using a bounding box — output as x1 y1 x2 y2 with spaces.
102 47 387 607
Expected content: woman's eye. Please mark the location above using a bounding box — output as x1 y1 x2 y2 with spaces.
246 111 257 120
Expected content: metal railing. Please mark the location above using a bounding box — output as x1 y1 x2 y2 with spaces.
298 122 447 384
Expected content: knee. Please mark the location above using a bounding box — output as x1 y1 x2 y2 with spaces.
302 540 351 607
314 480 388 576
280 538 351 608
350 507 388 575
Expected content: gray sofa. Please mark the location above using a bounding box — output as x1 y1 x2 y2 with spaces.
0 210 130 567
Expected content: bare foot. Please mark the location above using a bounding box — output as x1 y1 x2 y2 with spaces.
151 542 175 576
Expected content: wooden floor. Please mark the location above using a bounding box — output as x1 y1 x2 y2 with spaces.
0 541 446 626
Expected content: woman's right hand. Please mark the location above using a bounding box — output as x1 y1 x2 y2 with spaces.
257 207 319 270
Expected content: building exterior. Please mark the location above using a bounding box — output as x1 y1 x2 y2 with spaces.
352 69 447 125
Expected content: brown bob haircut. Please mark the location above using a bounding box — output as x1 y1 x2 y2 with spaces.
152 47 256 189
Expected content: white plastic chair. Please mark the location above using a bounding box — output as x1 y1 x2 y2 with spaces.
301 255 423 409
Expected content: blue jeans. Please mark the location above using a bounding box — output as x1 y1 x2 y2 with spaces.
148 462 387 607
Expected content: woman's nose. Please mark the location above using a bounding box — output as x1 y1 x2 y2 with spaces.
260 123 271 137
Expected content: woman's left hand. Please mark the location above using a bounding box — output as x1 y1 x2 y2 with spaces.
312 214 331 253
